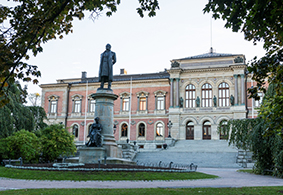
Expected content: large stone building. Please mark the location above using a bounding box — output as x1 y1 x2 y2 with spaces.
40 50 262 149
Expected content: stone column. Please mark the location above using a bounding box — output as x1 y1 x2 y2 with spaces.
240 74 245 105
170 78 174 108
175 78 180 108
120 97 123 111
146 95 148 111
91 89 119 158
234 74 238 105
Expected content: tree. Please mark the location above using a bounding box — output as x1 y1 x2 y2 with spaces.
0 0 159 107
39 124 77 162
204 0 283 135
28 93 41 106
2 130 41 162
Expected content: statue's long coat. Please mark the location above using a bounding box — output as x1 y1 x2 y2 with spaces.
99 51 116 82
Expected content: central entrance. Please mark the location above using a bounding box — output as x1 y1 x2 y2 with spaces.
203 121 211 140
186 121 194 140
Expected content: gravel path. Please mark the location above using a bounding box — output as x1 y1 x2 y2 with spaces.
0 168 283 191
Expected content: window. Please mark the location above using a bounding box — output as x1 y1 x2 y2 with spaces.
156 123 163 136
220 120 228 140
50 101 57 113
48 95 59 114
157 97 164 110
72 95 83 113
89 99 95 113
140 97 146 111
185 84 196 108
255 92 263 107
202 83 212 107
72 124 79 138
138 123 145 137
121 123 128 137
218 82 230 107
122 98 129 111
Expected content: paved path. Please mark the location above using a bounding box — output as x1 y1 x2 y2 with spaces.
0 168 283 191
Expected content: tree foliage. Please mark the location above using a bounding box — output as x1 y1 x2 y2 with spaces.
1 130 41 162
204 0 283 135
0 83 47 139
39 124 76 162
0 0 159 107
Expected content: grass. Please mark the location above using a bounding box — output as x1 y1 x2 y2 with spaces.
1 187 283 195
237 169 254 174
0 167 217 181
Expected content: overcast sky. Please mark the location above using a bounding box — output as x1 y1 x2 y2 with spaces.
24 0 265 99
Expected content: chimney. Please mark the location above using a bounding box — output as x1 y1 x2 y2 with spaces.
81 71 87 79
120 69 127 75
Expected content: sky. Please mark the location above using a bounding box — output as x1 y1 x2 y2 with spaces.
23 0 266 99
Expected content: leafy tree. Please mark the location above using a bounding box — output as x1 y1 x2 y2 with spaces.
0 0 159 107
204 0 283 134
39 124 76 162
2 130 41 162
0 82 35 138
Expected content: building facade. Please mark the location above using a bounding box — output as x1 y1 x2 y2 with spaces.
40 50 262 149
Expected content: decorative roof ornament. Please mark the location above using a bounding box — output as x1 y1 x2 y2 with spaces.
234 56 244 63
171 61 180 68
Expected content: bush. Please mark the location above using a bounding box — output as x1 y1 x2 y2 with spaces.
39 124 76 162
3 130 40 162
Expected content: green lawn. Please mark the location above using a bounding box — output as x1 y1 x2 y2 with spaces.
1 187 283 195
0 167 217 181
237 169 254 174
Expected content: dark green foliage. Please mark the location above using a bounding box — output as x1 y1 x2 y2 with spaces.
1 130 40 162
27 106 48 131
204 0 283 137
39 124 76 162
222 85 283 177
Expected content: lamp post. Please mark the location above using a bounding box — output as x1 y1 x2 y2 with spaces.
167 120 173 138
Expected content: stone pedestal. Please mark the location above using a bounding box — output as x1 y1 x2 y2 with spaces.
91 89 122 158
79 147 106 163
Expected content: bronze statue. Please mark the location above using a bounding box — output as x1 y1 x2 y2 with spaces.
179 97 184 108
230 95 235 106
98 44 116 90
196 96 200 107
213 95 217 107
86 117 102 147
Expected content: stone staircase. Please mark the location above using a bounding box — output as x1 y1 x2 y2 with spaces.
134 140 241 168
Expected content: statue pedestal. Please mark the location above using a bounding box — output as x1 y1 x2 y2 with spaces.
79 147 106 164
91 89 122 158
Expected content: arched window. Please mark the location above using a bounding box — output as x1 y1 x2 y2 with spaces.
202 83 212 107
218 82 230 107
185 84 196 108
72 124 79 138
156 123 163 137
203 120 211 140
121 123 128 137
220 120 228 140
186 121 194 140
138 123 145 137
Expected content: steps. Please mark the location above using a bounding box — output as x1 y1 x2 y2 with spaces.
134 140 241 168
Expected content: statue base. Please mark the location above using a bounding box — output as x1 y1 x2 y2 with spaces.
79 147 106 164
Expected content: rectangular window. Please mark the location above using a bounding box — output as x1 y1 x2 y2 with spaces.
122 98 129 111
50 101 57 113
157 97 164 110
140 97 146 111
74 100 81 113
89 100 95 112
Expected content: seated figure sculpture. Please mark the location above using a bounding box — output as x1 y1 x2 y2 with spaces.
86 117 102 147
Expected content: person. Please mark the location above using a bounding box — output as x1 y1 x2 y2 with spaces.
86 117 102 147
98 44 116 90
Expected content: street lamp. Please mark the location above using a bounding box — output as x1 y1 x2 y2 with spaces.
167 120 173 138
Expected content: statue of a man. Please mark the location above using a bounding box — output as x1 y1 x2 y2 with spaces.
213 95 217 107
230 95 235 106
196 96 200 107
86 117 102 147
179 97 184 108
98 44 116 90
